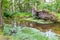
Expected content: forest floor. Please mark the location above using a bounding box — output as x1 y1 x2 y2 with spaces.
0 35 13 40
0 35 8 40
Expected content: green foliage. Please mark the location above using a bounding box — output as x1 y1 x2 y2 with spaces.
56 13 60 20
2 0 10 8
3 24 60 40
24 18 54 24
3 11 13 18
3 24 12 35
18 12 32 17
2 0 60 13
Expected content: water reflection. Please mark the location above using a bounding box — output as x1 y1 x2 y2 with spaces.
44 29 56 38
20 21 60 35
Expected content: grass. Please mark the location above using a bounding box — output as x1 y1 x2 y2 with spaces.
17 12 32 17
56 13 60 20
24 18 54 24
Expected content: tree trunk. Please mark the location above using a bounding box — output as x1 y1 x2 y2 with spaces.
0 0 3 31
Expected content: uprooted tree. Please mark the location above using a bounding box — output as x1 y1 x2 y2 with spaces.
32 7 59 22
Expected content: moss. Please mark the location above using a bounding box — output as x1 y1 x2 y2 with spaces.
24 18 54 24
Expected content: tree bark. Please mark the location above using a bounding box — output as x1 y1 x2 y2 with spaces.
0 0 3 31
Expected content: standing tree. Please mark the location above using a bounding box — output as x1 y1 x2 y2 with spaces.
0 0 3 31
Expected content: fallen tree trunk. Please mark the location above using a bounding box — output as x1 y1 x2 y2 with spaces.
32 8 59 23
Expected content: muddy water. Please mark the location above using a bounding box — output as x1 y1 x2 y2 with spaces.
20 21 60 35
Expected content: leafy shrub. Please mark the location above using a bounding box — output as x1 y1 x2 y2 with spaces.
3 24 12 35
3 11 13 18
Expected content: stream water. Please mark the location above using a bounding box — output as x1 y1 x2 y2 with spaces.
20 21 60 35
